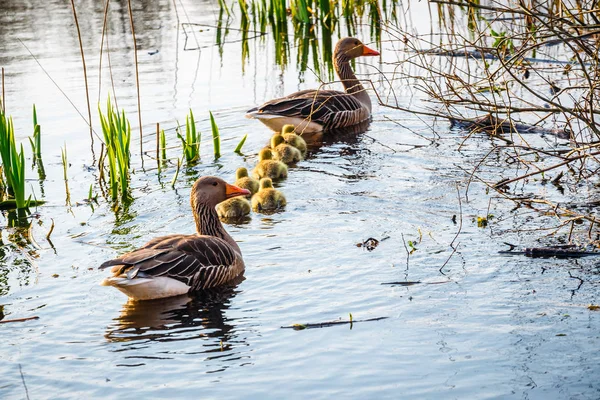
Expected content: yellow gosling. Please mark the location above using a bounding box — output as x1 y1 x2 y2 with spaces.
252 148 288 180
251 178 287 212
234 167 259 198
271 133 302 164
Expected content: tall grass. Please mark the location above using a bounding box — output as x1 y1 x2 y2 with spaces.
177 109 200 164
0 109 30 212
98 97 132 202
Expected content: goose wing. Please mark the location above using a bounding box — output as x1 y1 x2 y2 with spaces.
99 234 242 290
248 89 366 130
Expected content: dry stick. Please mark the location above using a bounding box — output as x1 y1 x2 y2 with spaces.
401 232 410 270
127 0 144 168
0 316 39 324
19 364 30 400
450 185 462 248
69 0 94 146
98 0 111 102
493 151 600 188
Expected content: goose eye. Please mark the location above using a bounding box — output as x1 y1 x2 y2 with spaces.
212 182 218 186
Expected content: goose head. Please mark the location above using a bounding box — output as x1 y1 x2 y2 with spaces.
191 176 250 209
335 37 380 61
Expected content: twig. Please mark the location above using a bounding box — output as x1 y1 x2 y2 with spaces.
450 185 463 248
127 0 144 168
439 242 459 274
494 151 600 188
0 316 39 324
401 232 410 269
69 0 94 146
19 364 30 400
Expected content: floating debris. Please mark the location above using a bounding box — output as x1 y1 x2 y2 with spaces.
499 243 600 258
357 237 379 251
281 316 387 330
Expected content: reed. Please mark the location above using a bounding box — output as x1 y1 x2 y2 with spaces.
0 112 29 210
98 97 132 202
61 145 71 206
29 105 41 160
234 134 248 153
177 109 200 164
209 111 221 159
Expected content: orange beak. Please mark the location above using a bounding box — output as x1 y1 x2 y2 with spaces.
362 45 380 56
225 183 251 199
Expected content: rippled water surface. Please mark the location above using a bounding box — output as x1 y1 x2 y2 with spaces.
1 1 599 399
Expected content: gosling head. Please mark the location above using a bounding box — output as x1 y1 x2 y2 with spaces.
236 167 249 179
259 148 274 161
259 177 274 190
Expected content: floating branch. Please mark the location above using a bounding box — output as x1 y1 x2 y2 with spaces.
281 316 387 330
0 316 39 324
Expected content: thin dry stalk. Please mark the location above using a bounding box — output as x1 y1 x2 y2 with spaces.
69 0 94 145
127 0 144 167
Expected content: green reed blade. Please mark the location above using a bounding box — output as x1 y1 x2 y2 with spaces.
209 111 221 159
234 134 248 153
160 129 167 161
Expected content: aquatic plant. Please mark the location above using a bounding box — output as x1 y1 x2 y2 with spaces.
0 109 34 212
209 111 221 159
29 105 41 160
98 97 132 202
61 145 71 206
234 134 248 154
177 109 200 164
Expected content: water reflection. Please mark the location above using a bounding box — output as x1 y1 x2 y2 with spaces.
105 280 243 347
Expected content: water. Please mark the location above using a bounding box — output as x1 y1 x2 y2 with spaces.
1 1 599 399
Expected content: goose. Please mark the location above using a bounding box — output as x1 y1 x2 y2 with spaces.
246 37 380 133
281 124 308 154
100 176 250 301
251 178 286 212
234 167 259 197
271 133 303 164
216 196 251 219
252 148 288 180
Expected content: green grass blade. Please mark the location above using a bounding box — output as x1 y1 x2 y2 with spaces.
209 111 221 159
234 134 248 153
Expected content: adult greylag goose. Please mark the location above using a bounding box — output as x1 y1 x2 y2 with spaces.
246 38 379 133
251 178 287 212
252 148 288 180
100 176 250 301
271 133 302 164
234 167 259 198
281 124 307 154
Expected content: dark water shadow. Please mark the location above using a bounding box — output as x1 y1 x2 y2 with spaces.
105 278 244 347
300 119 372 156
